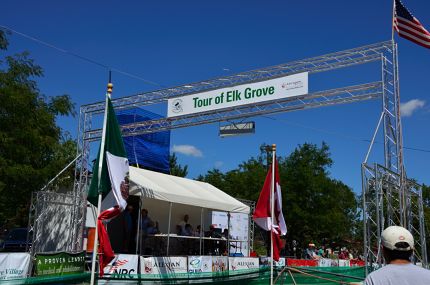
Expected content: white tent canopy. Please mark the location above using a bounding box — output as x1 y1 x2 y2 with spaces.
129 166 249 214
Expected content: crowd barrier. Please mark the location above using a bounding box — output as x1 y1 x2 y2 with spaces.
285 258 365 267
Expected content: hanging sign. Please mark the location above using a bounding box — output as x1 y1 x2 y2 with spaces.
0 253 30 280
167 72 308 117
141 256 188 274
188 256 212 273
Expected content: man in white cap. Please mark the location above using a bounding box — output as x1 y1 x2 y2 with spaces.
364 225 430 284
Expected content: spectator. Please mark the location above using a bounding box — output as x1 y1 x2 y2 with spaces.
194 225 202 237
147 220 159 235
178 214 190 234
364 226 430 285
140 209 152 235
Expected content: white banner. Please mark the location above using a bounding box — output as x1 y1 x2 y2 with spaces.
141 256 187 275
168 72 308 117
0 253 30 280
103 254 138 277
338 259 350 267
228 257 259 271
212 256 228 272
259 257 285 267
318 258 333 267
188 256 212 273
211 211 249 256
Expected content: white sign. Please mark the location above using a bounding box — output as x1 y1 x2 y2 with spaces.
228 257 259 271
141 256 187 275
103 254 138 277
211 211 249 256
188 256 212 273
167 72 308 117
0 253 30 280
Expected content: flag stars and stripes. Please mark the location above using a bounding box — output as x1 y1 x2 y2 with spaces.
394 0 430 49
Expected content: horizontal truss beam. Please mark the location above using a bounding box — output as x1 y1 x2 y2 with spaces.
81 41 392 115
85 81 382 141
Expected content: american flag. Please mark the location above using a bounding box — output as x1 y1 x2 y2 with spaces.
393 0 430 49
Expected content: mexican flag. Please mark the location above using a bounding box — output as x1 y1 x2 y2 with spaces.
87 97 129 211
87 96 130 276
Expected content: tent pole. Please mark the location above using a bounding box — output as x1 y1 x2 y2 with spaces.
227 212 231 256
135 190 143 255
200 207 203 255
167 202 172 255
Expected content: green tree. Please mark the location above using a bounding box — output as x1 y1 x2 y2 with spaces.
199 142 359 251
0 30 76 227
169 153 188 177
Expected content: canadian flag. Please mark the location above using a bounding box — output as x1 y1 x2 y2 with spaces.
253 157 287 261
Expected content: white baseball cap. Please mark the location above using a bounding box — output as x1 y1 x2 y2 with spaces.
381 226 414 251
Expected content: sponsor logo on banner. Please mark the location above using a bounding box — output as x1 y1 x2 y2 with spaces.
104 254 138 278
259 257 285 267
141 256 187 274
35 251 84 276
229 257 259 271
188 256 212 273
0 253 30 280
338 259 350 267
318 258 333 267
212 256 228 272
167 72 308 117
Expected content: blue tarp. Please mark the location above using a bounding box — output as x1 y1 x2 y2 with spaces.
116 108 170 174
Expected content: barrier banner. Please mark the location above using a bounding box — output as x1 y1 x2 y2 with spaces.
188 256 212 273
350 259 365 267
286 258 318 267
103 254 138 277
212 256 228 272
318 258 335 267
229 257 259 271
141 256 187 274
0 253 30 280
35 251 84 276
259 257 285 267
338 259 350 267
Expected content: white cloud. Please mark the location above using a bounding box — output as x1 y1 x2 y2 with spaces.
400 99 425 117
172 144 203 157
214 161 224 168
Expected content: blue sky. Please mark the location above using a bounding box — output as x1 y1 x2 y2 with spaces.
2 0 430 193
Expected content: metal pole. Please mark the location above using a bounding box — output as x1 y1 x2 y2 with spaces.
136 190 143 255
200 208 203 255
227 212 231 256
166 202 172 255
364 112 384 164
270 144 276 285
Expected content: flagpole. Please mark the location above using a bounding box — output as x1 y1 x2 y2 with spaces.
90 75 113 285
391 0 395 43
270 144 276 285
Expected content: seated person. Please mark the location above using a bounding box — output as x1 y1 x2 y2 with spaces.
147 220 159 235
183 224 193 236
194 225 202 237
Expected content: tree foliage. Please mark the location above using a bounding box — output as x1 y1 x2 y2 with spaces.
0 32 76 227
169 153 188 177
198 142 359 249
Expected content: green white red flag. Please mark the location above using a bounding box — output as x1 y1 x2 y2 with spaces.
87 97 129 211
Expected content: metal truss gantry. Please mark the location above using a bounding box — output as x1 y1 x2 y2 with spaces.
67 40 426 272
